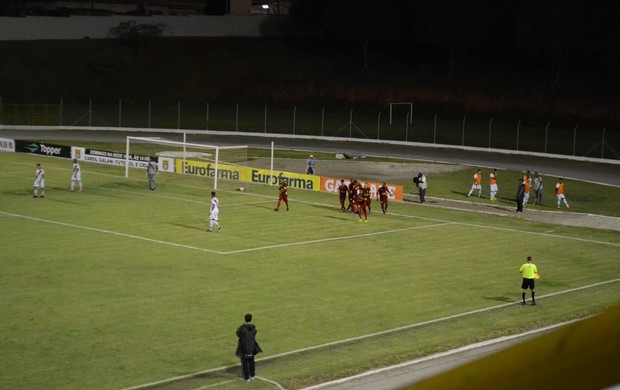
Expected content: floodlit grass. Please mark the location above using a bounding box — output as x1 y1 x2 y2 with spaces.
1 152 619 390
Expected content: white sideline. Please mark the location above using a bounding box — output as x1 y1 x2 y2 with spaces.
0 211 226 255
120 278 620 390
300 318 584 390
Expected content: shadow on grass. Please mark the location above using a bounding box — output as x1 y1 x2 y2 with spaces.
324 214 355 221
168 222 206 232
482 295 515 303
307 202 341 212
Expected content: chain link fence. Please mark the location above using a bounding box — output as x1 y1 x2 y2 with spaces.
1 97 618 160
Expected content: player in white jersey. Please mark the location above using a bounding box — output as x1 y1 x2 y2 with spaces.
69 158 83 192
33 163 45 198
209 191 221 232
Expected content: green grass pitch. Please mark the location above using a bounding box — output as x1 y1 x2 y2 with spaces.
1 152 619 390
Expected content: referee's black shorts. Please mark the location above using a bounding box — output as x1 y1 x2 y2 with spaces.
521 278 535 290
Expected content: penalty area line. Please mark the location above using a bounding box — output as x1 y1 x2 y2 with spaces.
0 211 225 255
222 222 455 254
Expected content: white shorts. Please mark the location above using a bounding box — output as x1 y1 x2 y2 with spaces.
490 184 498 192
72 172 81 181
210 210 219 222
557 194 566 201
34 178 45 188
471 184 481 191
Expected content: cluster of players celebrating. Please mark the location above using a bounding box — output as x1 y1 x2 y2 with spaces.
336 179 392 222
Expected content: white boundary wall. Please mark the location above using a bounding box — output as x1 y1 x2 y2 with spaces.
0 14 282 41
1 124 618 167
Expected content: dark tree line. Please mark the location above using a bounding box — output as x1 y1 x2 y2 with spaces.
285 0 620 96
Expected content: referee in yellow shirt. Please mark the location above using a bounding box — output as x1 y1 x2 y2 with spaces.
519 256 538 305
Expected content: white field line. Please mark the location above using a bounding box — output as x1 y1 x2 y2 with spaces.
0 211 226 255
0 210 452 256
257 376 286 390
120 278 620 390
187 379 236 390
388 210 620 247
300 317 584 390
223 222 455 254
4 162 619 249
242 194 620 248
0 171 271 207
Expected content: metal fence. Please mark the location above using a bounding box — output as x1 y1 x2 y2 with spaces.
1 97 618 160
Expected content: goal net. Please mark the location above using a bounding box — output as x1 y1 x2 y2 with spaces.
125 136 248 190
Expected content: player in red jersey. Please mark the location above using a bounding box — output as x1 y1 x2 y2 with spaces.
274 180 289 211
357 187 368 223
347 179 357 213
362 182 372 214
352 181 362 215
377 182 392 214
338 179 348 211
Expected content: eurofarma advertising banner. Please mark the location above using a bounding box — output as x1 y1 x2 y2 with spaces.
15 140 71 158
177 159 320 190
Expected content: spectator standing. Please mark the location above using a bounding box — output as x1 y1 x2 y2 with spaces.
516 178 525 213
235 313 262 382
416 173 427 203
534 172 543 205
555 178 570 208
305 155 315 175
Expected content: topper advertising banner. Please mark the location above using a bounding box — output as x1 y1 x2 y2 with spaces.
15 140 71 158
320 177 404 201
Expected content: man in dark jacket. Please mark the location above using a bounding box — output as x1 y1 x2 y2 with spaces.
516 178 526 213
236 313 262 382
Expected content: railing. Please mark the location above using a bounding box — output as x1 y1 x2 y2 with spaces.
1 97 618 160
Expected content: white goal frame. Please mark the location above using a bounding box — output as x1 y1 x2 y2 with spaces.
388 102 413 125
125 136 247 190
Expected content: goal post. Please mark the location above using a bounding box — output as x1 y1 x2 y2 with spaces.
125 136 248 190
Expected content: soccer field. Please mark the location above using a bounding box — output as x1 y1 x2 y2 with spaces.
1 152 619 390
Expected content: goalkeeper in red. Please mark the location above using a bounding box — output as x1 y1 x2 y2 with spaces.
519 256 538 305
274 180 289 211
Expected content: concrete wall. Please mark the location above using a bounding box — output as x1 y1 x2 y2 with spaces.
0 14 283 40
